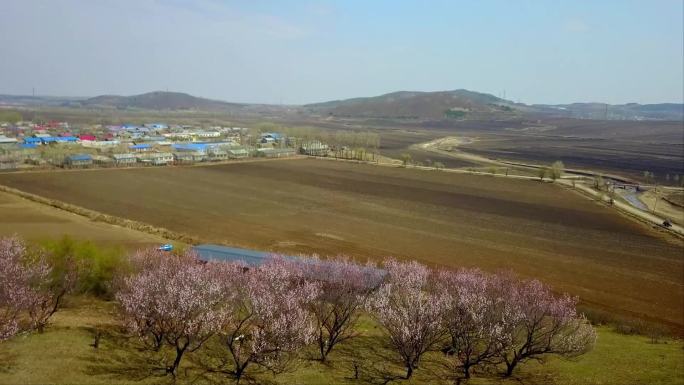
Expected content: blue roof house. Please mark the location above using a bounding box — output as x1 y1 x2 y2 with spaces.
129 144 152 152
64 154 93 167
24 137 43 144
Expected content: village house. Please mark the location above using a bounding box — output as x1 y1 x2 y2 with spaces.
112 153 137 166
207 148 228 161
64 154 93 168
136 152 174 166
172 143 207 162
227 147 250 159
257 147 296 158
129 144 152 152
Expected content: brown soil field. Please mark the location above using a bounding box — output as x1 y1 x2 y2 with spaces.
378 130 479 168
0 159 682 329
0 190 164 248
462 136 683 184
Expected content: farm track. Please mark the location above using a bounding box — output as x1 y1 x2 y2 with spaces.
415 137 684 237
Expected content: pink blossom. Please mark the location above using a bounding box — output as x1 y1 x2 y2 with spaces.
302 256 384 361
366 259 448 379
207 256 321 382
116 249 231 377
0 236 55 340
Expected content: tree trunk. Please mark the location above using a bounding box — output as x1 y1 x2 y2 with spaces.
405 365 413 379
167 344 188 377
504 358 518 377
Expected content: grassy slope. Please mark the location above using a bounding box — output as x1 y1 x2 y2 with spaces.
0 297 682 385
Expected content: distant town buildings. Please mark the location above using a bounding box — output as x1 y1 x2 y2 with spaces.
0 120 319 170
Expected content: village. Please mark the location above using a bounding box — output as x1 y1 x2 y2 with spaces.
0 120 332 169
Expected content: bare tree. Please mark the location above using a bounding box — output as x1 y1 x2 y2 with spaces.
400 153 412 167
537 167 549 182
549 161 565 182
594 175 605 190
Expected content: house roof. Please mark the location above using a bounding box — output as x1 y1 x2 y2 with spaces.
67 154 92 161
112 153 136 159
193 244 276 266
0 136 17 143
228 148 249 154
172 143 207 151
129 144 152 149
261 132 284 139
192 244 386 280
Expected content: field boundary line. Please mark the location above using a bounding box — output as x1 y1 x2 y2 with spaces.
307 155 684 240
0 183 199 245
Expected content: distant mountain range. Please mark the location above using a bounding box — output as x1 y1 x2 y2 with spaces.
0 90 681 121
305 90 684 121
82 91 244 111
304 90 514 119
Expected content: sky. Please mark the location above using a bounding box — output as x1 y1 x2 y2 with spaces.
1 0 682 105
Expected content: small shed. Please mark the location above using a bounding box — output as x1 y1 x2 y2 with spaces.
207 149 228 161
64 154 93 167
193 244 275 266
173 152 196 164
227 147 250 159
112 153 137 165
137 152 173 165
92 155 113 165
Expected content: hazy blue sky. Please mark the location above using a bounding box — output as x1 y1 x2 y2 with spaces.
1 0 682 104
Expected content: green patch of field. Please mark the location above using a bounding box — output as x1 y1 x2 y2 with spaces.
0 297 682 385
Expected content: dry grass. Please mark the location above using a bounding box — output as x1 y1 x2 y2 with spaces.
0 296 682 385
0 190 165 249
